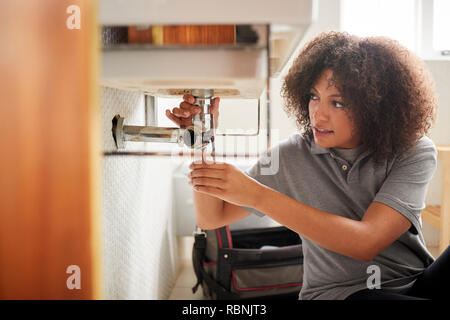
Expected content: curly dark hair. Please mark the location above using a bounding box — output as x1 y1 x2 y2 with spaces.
282 31 437 163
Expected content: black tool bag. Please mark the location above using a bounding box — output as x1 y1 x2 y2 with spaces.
192 225 303 300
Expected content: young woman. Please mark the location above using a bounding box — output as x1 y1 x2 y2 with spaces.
166 31 449 300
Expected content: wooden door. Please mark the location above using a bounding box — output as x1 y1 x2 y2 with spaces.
0 0 101 299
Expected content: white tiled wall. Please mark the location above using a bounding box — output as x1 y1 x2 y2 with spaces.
101 87 180 299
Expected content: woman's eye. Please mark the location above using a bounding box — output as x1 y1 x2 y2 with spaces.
333 101 345 108
309 93 318 100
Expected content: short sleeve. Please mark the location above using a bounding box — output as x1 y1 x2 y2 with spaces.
373 137 438 235
242 144 282 217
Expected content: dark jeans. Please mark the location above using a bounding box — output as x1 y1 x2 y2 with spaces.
346 246 450 300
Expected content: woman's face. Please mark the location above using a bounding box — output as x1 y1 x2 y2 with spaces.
308 69 362 149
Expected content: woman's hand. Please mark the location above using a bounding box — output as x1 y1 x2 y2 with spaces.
165 94 220 129
188 161 262 208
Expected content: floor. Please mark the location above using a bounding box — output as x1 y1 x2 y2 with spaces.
168 236 441 300
168 236 205 300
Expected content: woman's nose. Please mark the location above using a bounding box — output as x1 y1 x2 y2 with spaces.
311 102 328 122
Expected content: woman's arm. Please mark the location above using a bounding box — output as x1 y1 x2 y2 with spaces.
192 189 224 229
190 161 411 262
193 190 251 230
253 184 411 262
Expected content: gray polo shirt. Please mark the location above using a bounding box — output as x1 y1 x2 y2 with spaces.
243 133 437 300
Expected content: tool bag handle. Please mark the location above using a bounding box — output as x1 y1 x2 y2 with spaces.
192 226 238 299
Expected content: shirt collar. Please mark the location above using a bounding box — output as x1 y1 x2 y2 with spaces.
310 139 331 155
309 137 374 160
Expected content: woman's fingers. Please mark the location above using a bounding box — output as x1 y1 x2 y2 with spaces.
189 177 224 189
170 107 192 118
180 101 201 114
189 161 227 170
181 94 219 115
210 97 220 114
182 94 196 104
190 168 224 179
211 97 220 129
165 110 181 126
191 185 222 197
189 164 228 189
166 94 220 128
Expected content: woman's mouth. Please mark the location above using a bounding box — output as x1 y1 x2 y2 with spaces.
313 127 334 136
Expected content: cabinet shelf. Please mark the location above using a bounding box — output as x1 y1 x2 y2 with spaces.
99 0 316 96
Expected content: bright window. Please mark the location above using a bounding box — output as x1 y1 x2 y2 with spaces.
433 0 450 51
341 0 418 52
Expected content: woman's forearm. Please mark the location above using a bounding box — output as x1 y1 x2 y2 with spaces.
252 184 372 261
193 189 224 229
